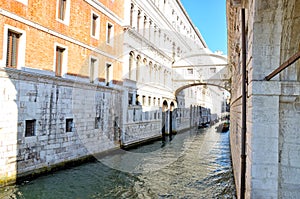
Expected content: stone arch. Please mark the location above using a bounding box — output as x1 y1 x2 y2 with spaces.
174 83 229 97
162 100 168 111
161 100 169 137
170 101 175 111
280 0 300 81
169 101 176 135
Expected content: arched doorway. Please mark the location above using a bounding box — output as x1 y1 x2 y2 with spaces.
162 100 168 140
170 102 175 136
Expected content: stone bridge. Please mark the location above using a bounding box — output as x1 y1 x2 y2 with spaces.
172 49 230 96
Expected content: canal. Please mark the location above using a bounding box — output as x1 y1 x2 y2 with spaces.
0 125 236 199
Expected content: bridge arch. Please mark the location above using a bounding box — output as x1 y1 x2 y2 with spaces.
172 50 230 100
174 82 230 97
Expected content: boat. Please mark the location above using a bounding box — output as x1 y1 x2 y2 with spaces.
221 121 230 132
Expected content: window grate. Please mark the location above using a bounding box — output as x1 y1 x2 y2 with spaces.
25 120 36 137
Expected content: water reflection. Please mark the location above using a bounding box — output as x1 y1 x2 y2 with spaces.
0 125 236 199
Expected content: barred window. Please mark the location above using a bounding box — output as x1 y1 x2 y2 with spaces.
95 117 100 129
25 120 36 137
66 118 74 132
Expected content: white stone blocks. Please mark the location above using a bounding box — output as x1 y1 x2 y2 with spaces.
248 81 281 96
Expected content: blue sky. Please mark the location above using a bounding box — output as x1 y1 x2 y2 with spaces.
180 0 227 55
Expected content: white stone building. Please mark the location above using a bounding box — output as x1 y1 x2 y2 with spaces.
227 0 300 198
120 0 229 145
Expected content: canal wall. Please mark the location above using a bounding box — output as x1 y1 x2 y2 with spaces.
122 107 197 146
0 68 205 186
227 0 300 198
0 69 123 186
122 106 162 146
174 108 193 131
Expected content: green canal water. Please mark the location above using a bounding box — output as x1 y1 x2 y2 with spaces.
0 125 236 199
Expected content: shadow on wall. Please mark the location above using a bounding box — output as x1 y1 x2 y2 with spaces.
0 66 124 186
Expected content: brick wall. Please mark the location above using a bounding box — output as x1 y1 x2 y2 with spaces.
0 0 124 82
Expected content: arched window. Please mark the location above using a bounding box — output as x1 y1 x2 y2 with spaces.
172 42 176 60
177 47 180 57
143 16 147 36
154 25 157 43
149 61 153 82
154 64 158 82
129 51 134 79
136 55 141 82
143 58 147 65
137 10 141 31
164 69 167 85
130 4 134 27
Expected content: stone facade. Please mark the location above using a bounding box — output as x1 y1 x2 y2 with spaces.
121 0 229 146
227 0 300 198
0 0 228 186
0 68 123 185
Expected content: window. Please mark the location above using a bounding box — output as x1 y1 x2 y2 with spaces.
25 120 36 137
210 67 216 73
90 57 98 83
130 4 134 27
142 95 146 105
56 0 70 25
136 55 141 81
149 20 152 40
187 68 193 75
3 26 26 69
66 118 74 132
129 51 134 80
137 10 141 31
143 16 147 36
6 30 21 68
91 12 100 39
136 94 140 105
95 117 100 129
58 0 66 20
106 63 113 86
128 93 133 105
106 22 114 45
55 46 65 76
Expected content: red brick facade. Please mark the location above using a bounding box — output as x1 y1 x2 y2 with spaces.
0 0 124 83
